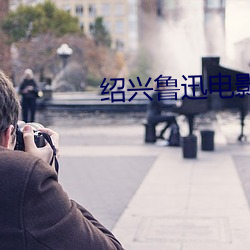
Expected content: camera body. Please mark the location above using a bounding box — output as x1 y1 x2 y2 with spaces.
14 122 46 151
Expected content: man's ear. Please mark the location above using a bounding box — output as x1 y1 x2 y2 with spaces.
2 125 15 149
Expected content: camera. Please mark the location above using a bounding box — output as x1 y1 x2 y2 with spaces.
14 122 46 151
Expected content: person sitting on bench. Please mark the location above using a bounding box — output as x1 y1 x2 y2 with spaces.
146 83 179 140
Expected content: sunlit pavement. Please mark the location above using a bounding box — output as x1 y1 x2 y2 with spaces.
39 110 250 250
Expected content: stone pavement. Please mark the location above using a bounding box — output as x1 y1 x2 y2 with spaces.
44 111 250 250
111 118 250 250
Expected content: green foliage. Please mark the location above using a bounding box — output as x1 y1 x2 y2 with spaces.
1 0 80 42
92 17 111 47
86 73 103 88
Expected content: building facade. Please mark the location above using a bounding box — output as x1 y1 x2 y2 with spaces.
51 0 138 51
9 0 138 51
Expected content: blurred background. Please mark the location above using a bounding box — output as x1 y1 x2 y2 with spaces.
1 0 250 94
2 1 250 242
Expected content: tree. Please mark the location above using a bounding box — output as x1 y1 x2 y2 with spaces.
91 17 112 47
13 33 85 84
13 33 121 91
1 0 80 43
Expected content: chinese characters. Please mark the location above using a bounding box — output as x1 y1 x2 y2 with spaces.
100 73 250 103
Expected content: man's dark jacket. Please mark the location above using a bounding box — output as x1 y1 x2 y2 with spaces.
0 147 124 250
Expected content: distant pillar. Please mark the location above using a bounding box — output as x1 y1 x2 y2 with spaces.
204 0 226 56
0 0 11 77
138 0 158 43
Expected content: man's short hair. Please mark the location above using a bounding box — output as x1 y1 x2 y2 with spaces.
0 71 20 141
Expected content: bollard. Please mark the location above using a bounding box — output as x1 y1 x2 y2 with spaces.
200 130 215 151
144 123 156 143
182 135 197 159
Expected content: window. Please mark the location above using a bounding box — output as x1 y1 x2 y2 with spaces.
75 5 84 16
89 4 96 17
116 39 124 51
102 3 111 16
89 22 95 33
115 20 124 33
103 20 111 32
80 22 84 32
115 3 124 16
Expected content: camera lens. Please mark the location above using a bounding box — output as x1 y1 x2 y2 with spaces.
14 121 46 151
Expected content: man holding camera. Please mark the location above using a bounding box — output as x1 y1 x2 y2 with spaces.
0 71 124 249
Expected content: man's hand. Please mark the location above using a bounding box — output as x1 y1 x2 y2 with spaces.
23 125 59 165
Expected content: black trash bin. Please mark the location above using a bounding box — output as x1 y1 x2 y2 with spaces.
182 135 197 159
200 130 215 151
144 122 156 143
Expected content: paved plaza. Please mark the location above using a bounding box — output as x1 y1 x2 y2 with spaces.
37 110 250 250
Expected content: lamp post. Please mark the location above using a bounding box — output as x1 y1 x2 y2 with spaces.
56 43 73 68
